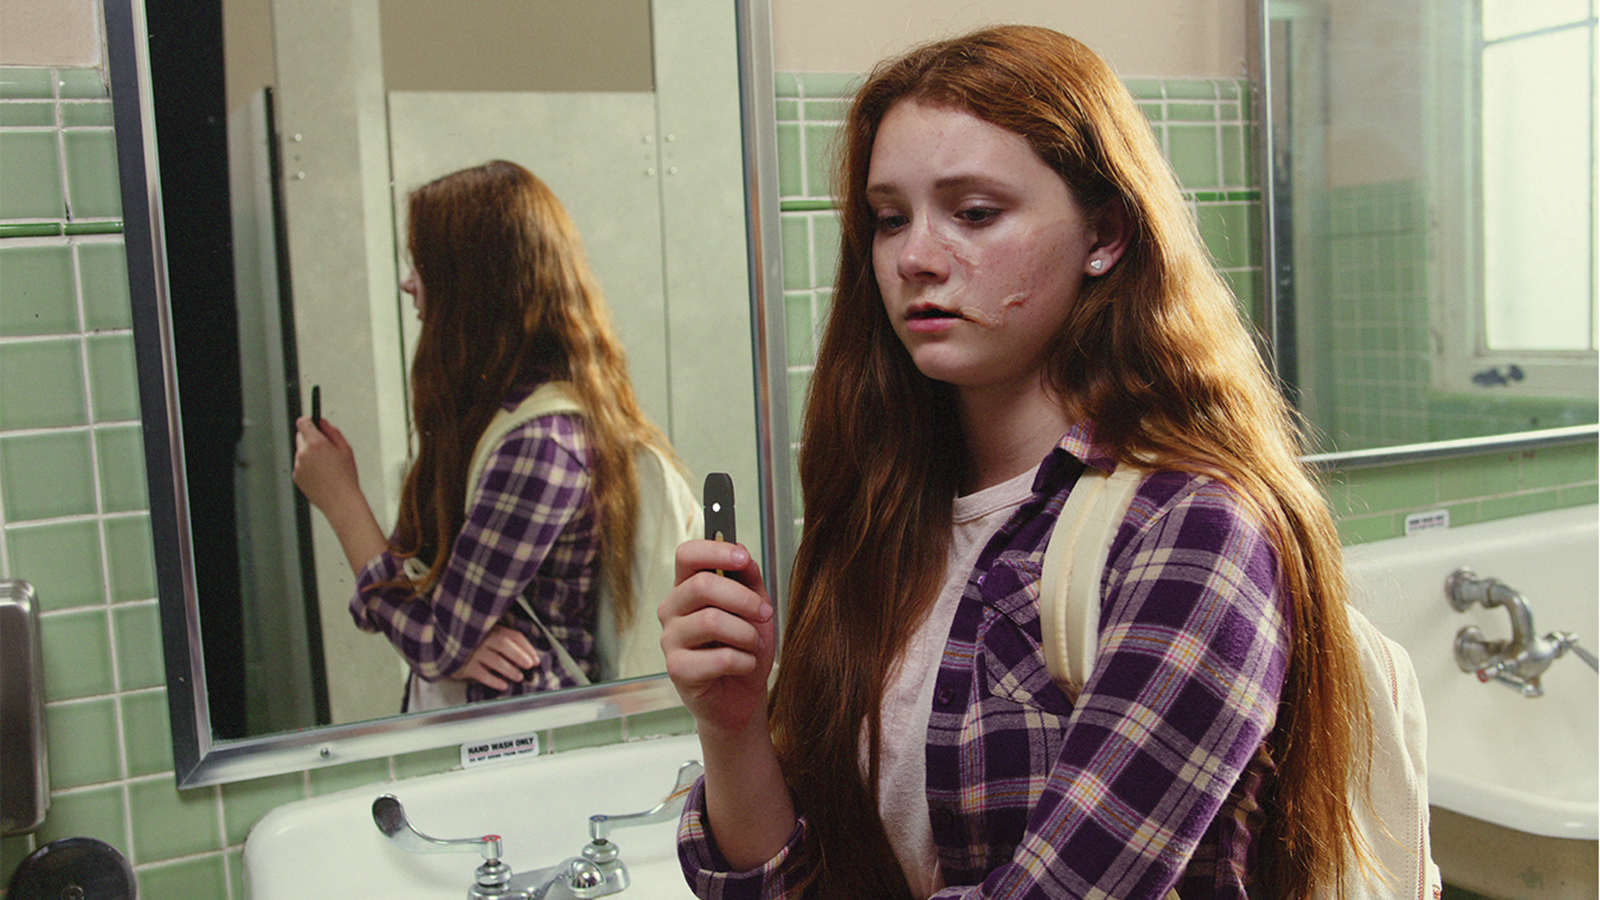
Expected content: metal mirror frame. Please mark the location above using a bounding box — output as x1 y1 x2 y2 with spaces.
104 0 790 788
1246 0 1599 472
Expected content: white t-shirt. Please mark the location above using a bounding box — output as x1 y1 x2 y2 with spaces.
872 465 1039 899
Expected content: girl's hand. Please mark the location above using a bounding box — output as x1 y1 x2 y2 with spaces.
292 417 361 514
660 539 776 738
292 417 387 575
452 625 541 690
661 540 795 871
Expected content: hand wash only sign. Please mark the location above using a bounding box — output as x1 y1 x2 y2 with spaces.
461 731 541 768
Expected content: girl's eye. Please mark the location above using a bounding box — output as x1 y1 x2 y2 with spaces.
873 212 909 232
957 207 1001 225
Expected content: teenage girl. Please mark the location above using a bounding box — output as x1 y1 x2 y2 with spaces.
295 160 671 707
662 27 1369 899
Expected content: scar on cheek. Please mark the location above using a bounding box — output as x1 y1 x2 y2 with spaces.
959 292 1029 329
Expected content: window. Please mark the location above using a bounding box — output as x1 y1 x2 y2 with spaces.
1435 0 1598 397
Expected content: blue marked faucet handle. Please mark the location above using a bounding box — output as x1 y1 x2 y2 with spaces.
588 761 706 845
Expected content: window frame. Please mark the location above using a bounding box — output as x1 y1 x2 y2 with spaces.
1430 0 1598 399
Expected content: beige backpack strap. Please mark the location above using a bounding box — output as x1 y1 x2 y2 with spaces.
464 382 583 506
1039 464 1143 693
1040 462 1180 899
465 382 592 686
515 594 592 686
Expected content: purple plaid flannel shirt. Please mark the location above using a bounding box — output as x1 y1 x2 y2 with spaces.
351 387 602 701
679 424 1290 899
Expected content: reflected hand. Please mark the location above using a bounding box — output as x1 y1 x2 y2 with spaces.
292 416 387 576
660 540 775 739
292 416 361 514
453 625 541 691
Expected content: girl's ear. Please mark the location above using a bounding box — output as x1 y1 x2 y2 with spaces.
1085 199 1132 276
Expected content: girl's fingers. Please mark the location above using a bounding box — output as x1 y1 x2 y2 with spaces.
664 556 773 627
665 642 760 683
481 649 524 682
456 628 545 689
674 539 759 588
488 626 539 669
663 595 763 653
457 660 511 691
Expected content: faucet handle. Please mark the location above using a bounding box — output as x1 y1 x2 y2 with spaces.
588 761 705 845
372 794 505 863
373 795 519 897
1549 631 1600 672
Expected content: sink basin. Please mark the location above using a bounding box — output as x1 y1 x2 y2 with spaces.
244 733 702 899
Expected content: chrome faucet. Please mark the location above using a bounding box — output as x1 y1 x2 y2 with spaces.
1447 567 1598 697
588 761 704 848
372 760 703 899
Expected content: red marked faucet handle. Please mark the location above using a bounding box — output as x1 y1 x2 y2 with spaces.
372 795 505 863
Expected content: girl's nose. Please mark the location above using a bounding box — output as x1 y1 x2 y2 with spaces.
896 217 951 283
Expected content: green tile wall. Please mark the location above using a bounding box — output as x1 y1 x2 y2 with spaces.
0 66 694 899
0 61 1593 899
1325 180 1434 448
1319 179 1596 451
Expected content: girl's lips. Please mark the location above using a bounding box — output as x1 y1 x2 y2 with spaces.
904 305 964 333
906 303 962 320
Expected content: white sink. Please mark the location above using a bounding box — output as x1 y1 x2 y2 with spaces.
244 733 702 900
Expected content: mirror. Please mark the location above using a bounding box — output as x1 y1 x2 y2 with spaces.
105 0 791 786
1256 0 1598 465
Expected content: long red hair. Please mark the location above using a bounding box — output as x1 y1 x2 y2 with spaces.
390 160 671 629
773 26 1369 898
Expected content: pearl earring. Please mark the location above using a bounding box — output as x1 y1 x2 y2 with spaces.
1090 259 1104 271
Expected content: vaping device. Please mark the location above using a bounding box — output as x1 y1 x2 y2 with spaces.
703 473 735 576
703 473 735 545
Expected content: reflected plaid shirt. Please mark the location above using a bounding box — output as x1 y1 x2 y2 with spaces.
351 392 602 701
679 424 1290 899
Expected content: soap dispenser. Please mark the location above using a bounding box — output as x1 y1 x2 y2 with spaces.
2 579 48 836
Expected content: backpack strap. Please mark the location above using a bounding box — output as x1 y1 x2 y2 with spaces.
1040 463 1439 900
515 594 592 687
1039 463 1143 693
1340 608 1441 899
466 382 593 687
399 382 583 586
1037 462 1181 900
466 382 583 499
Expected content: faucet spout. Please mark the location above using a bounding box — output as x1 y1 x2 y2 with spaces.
1447 568 1535 643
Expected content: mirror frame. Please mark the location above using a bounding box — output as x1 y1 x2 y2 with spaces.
105 0 791 788
1247 0 1599 472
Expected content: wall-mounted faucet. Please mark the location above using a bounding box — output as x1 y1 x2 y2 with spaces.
1447 567 1598 697
371 760 703 900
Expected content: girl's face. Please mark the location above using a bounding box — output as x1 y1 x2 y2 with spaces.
868 100 1113 401
400 266 424 320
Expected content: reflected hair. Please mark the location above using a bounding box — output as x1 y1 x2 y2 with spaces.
774 26 1368 898
390 159 670 631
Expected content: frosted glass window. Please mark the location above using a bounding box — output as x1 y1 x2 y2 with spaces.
1482 0 1591 41
1479 4 1597 352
